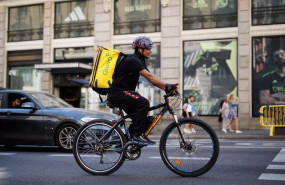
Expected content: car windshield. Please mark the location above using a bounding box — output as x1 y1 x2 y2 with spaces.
30 92 73 108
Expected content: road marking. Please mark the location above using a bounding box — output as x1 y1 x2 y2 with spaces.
267 165 285 170
273 148 285 162
48 154 73 157
0 168 10 179
259 173 285 181
0 152 16 156
149 156 210 160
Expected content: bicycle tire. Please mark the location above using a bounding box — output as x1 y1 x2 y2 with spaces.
73 119 127 175
159 118 219 177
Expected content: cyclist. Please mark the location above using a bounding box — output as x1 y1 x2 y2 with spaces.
107 36 177 145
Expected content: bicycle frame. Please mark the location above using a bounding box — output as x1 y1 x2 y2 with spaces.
99 93 182 143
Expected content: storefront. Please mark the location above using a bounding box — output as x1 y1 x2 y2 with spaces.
35 47 93 108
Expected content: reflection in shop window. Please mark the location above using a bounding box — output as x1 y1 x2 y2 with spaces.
8 4 43 42
183 0 237 30
54 0 94 38
114 0 161 35
183 39 237 116
252 0 285 26
9 66 42 91
114 44 161 115
252 36 285 117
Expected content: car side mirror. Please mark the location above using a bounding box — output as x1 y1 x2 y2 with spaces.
21 102 37 110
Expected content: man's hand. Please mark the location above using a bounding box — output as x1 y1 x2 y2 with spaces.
165 83 178 94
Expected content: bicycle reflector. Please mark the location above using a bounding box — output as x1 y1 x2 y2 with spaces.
175 158 181 166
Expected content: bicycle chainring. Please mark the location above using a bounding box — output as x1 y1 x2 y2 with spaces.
123 141 141 160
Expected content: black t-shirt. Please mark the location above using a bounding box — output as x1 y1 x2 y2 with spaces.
113 50 146 91
261 70 285 95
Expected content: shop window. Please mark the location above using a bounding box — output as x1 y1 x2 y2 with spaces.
252 36 285 117
183 39 238 115
114 44 161 115
8 4 43 42
54 0 94 39
252 0 285 26
183 0 237 30
114 0 161 35
7 50 43 91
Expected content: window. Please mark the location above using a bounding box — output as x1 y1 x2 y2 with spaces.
0 93 2 108
183 0 237 30
252 36 285 117
252 0 285 26
7 93 31 109
54 47 94 65
183 39 238 115
114 44 161 115
8 4 44 42
114 0 161 35
54 0 94 38
7 50 43 91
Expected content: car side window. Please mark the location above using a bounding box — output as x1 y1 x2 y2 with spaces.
8 93 31 108
0 93 2 108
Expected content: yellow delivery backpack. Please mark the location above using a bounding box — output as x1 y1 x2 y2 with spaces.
89 46 126 95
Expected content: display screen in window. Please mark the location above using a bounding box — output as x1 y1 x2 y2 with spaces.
183 39 238 115
252 37 285 117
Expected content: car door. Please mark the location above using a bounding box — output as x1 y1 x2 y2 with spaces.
0 92 44 145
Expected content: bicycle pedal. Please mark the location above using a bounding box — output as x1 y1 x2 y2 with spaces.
130 140 148 146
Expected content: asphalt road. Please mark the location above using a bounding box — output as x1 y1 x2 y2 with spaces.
1 139 285 185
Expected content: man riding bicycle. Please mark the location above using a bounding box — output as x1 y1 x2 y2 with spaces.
107 36 177 145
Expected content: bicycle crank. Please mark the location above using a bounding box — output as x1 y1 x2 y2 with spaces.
123 141 141 160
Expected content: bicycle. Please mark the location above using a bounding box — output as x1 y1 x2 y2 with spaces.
73 92 219 177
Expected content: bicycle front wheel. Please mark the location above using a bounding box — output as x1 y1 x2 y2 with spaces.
159 118 219 177
73 119 126 175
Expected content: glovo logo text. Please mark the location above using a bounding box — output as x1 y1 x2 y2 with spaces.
103 53 113 75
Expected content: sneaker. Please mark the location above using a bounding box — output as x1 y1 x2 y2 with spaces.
191 128 197 133
235 130 243 134
183 128 192 134
133 134 156 145
221 128 227 133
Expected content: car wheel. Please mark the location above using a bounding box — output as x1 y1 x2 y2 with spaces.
56 123 79 152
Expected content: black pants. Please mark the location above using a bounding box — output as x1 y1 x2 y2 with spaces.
108 88 150 136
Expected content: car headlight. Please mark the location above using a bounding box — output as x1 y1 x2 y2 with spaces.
80 117 99 123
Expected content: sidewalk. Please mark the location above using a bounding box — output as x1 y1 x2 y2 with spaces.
148 129 285 140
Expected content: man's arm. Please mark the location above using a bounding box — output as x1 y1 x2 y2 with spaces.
139 69 165 90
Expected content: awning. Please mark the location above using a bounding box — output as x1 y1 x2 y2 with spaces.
35 62 92 74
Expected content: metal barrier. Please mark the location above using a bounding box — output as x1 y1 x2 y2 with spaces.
259 105 285 136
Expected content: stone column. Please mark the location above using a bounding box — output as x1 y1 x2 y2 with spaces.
0 6 5 88
94 0 112 48
238 0 251 129
161 1 181 85
42 1 53 93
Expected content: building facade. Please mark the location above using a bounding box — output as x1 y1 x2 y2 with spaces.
0 0 284 129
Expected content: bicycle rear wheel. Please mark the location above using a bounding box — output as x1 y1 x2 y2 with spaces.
159 118 219 177
73 119 126 175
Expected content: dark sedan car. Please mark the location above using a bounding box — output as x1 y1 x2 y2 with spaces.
0 90 118 152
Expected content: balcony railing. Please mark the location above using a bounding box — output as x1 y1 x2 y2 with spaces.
114 19 161 35
252 6 285 26
183 13 237 30
54 22 94 39
8 28 43 42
